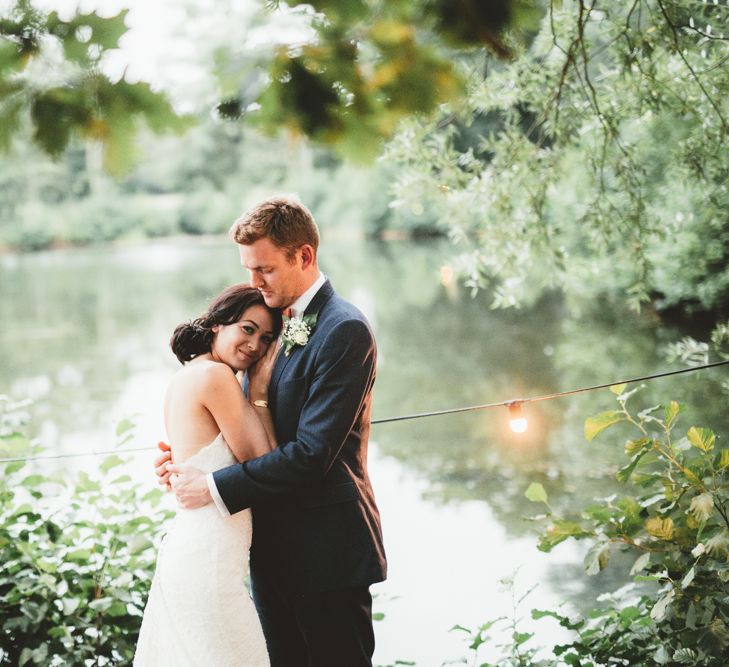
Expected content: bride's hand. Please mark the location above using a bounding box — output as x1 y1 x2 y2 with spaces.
154 441 173 491
248 339 278 401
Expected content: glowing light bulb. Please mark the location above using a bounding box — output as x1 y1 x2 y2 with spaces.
508 403 528 434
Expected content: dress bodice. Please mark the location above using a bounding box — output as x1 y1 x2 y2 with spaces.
183 432 238 474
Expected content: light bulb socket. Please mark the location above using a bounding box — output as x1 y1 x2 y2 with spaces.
508 402 523 419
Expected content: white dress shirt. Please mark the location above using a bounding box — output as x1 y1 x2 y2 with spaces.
206 273 326 516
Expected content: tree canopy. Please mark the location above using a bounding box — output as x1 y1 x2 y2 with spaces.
1 0 536 166
0 1 188 174
3 0 728 315
382 0 729 313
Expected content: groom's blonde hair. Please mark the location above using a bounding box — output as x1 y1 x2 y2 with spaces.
229 195 320 261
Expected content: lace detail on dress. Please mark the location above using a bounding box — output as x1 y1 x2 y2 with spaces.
134 434 269 667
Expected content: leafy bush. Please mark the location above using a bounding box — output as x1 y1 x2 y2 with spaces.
0 407 170 666
454 388 729 666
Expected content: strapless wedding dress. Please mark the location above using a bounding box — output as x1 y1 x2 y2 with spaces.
134 434 269 667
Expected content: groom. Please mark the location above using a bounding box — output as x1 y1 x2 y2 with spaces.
160 195 387 667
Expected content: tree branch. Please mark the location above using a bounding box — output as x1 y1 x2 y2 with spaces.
655 0 728 133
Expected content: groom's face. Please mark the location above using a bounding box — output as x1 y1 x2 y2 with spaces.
238 238 305 309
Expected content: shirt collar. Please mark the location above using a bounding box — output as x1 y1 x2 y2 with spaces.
289 272 326 318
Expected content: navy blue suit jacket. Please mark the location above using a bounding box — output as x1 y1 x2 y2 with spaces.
212 280 387 593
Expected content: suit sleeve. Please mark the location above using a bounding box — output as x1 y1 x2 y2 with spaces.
212 318 376 514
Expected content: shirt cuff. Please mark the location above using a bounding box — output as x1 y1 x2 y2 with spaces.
206 472 231 517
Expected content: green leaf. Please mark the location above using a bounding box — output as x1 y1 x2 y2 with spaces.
582 504 614 522
681 565 695 589
115 418 135 437
664 401 681 429
100 454 124 474
717 450 729 470
47 10 130 53
65 548 92 562
21 474 44 488
673 649 698 665
89 597 113 612
538 520 592 552
637 404 661 421
107 600 128 616
687 427 715 453
624 437 651 456
111 474 132 484
525 482 548 504
584 541 610 576
584 410 625 441
30 86 91 157
36 558 57 573
618 606 642 628
531 609 584 630
513 631 533 645
128 534 153 555
4 460 25 474
19 648 33 667
12 502 34 517
62 597 81 615
610 383 627 395
654 645 670 664
688 492 713 523
616 450 650 483
630 552 650 575
450 624 471 633
646 517 674 541
650 589 675 621
372 612 385 621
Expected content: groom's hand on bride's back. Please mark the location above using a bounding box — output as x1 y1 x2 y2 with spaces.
154 441 173 490
166 463 212 509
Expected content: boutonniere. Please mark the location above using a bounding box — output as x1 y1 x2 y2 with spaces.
280 313 318 356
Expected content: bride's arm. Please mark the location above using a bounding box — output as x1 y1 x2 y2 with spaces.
246 341 278 451
199 364 275 462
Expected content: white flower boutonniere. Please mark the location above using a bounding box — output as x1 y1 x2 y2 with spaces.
280 313 318 356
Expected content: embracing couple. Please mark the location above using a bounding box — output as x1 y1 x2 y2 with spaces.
133 196 387 666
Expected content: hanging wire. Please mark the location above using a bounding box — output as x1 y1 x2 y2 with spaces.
371 359 729 424
1 360 728 464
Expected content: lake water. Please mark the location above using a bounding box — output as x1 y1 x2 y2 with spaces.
2 237 727 665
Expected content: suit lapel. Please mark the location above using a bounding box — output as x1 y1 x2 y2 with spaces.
304 279 333 318
270 280 335 395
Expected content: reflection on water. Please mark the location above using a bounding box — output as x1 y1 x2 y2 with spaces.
2 237 728 665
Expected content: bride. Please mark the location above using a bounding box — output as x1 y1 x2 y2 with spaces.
134 284 282 667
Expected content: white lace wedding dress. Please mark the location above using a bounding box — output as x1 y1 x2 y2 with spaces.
134 433 269 667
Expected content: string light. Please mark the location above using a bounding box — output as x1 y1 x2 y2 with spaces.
1 360 728 463
507 402 528 434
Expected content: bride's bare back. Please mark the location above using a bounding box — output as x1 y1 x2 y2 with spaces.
164 354 274 465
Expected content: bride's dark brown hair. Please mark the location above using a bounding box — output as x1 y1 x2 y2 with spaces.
170 285 282 364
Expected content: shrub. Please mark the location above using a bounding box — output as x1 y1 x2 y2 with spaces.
454 388 729 666
0 408 171 666
536 387 729 665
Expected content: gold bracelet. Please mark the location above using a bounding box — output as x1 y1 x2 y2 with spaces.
253 399 268 408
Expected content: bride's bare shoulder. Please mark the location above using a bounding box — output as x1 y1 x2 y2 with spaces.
171 358 238 390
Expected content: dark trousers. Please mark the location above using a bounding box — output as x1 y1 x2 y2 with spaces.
250 570 375 667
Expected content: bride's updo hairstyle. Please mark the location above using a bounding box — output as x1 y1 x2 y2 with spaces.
170 285 282 364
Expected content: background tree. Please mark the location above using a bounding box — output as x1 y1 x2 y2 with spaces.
382 0 729 314
4 0 728 319
0 0 187 174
